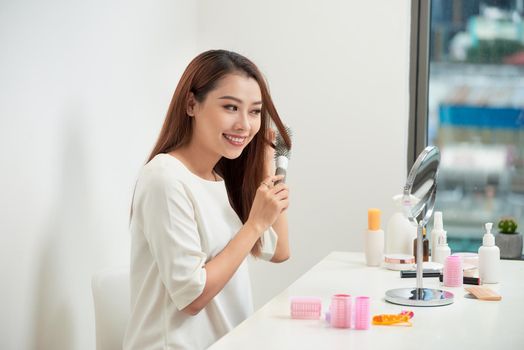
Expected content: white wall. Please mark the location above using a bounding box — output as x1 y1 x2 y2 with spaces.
0 0 410 349
0 1 197 349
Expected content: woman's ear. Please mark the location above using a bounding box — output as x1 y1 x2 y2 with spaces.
186 92 196 117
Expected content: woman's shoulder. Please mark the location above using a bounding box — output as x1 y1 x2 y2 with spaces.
138 154 188 189
133 154 195 213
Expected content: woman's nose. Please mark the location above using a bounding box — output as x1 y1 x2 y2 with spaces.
234 111 250 131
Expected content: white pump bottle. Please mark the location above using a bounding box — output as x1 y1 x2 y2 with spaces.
432 232 451 264
478 222 500 284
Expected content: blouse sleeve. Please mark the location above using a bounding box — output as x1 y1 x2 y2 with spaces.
140 173 207 311
258 226 279 261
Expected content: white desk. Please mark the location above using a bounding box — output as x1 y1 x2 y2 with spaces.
209 252 524 350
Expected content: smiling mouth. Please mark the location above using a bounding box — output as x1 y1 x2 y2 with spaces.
223 134 247 146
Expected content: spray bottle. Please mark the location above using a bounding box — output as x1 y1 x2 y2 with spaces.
433 232 451 264
430 211 446 260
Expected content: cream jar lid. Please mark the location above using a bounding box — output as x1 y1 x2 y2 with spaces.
384 254 415 270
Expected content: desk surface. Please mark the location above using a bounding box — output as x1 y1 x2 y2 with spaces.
209 252 524 350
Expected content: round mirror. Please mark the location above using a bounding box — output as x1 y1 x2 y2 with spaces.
385 145 454 307
402 146 440 227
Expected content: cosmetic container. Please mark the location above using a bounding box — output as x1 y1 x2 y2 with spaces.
413 228 429 262
365 208 384 266
478 222 500 284
432 232 451 265
452 252 479 267
386 194 417 255
329 294 351 328
430 211 446 260
384 254 415 271
443 255 463 287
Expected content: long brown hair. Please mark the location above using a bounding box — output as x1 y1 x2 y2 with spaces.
147 49 291 256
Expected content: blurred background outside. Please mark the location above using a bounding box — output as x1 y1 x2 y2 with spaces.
427 0 524 252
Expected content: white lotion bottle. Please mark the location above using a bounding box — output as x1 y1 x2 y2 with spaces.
433 232 451 264
430 211 446 260
386 194 417 255
478 222 500 284
365 208 384 266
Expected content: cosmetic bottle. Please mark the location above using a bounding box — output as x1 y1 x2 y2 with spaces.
432 232 451 265
365 208 384 266
413 228 429 262
430 211 446 260
478 222 500 284
386 195 417 255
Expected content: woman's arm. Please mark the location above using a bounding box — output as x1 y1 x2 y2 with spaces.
269 203 289 263
183 174 288 316
182 221 261 315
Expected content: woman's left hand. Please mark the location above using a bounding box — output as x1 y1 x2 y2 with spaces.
264 128 276 177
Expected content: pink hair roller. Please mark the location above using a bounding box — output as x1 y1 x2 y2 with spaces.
444 255 463 287
290 296 322 319
329 294 351 328
354 296 371 330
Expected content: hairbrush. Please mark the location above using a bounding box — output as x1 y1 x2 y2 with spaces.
274 126 292 185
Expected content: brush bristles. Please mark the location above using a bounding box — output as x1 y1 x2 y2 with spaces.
275 126 292 159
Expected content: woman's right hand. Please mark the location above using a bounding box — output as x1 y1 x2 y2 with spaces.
246 174 289 235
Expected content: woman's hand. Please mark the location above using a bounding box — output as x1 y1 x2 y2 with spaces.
246 174 289 234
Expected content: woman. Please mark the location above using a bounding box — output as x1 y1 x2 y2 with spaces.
123 50 291 350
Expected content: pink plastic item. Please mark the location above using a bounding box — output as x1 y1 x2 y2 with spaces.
290 296 322 319
330 294 351 328
443 255 463 287
354 296 370 330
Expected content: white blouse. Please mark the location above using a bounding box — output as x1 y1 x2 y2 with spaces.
123 154 277 350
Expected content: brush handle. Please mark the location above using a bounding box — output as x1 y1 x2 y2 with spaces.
275 167 286 185
274 156 288 185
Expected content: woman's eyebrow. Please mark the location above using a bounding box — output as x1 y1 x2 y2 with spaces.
218 95 262 105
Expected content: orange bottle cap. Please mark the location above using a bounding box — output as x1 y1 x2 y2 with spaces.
368 208 381 231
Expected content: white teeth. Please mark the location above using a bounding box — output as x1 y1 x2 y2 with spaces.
224 134 246 143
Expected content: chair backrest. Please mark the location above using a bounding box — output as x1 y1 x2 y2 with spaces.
91 266 130 350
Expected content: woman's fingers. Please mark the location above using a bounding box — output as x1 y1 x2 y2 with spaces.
268 174 285 183
270 182 288 195
260 175 285 190
279 198 289 212
260 174 289 207
259 181 271 190
250 173 290 232
267 128 276 142
276 191 288 201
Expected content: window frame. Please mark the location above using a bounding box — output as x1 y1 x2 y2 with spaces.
408 0 432 171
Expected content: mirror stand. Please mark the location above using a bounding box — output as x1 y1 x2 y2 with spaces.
385 222 454 307
384 145 454 307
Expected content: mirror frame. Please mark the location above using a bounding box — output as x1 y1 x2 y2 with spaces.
403 145 440 227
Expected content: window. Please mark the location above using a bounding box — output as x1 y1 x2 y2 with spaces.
410 0 524 253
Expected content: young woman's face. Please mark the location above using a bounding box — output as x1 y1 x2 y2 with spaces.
190 73 262 160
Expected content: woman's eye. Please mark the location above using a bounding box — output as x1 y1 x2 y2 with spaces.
224 104 238 111
251 109 262 116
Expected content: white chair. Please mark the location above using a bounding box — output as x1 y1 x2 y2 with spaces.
91 266 130 350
